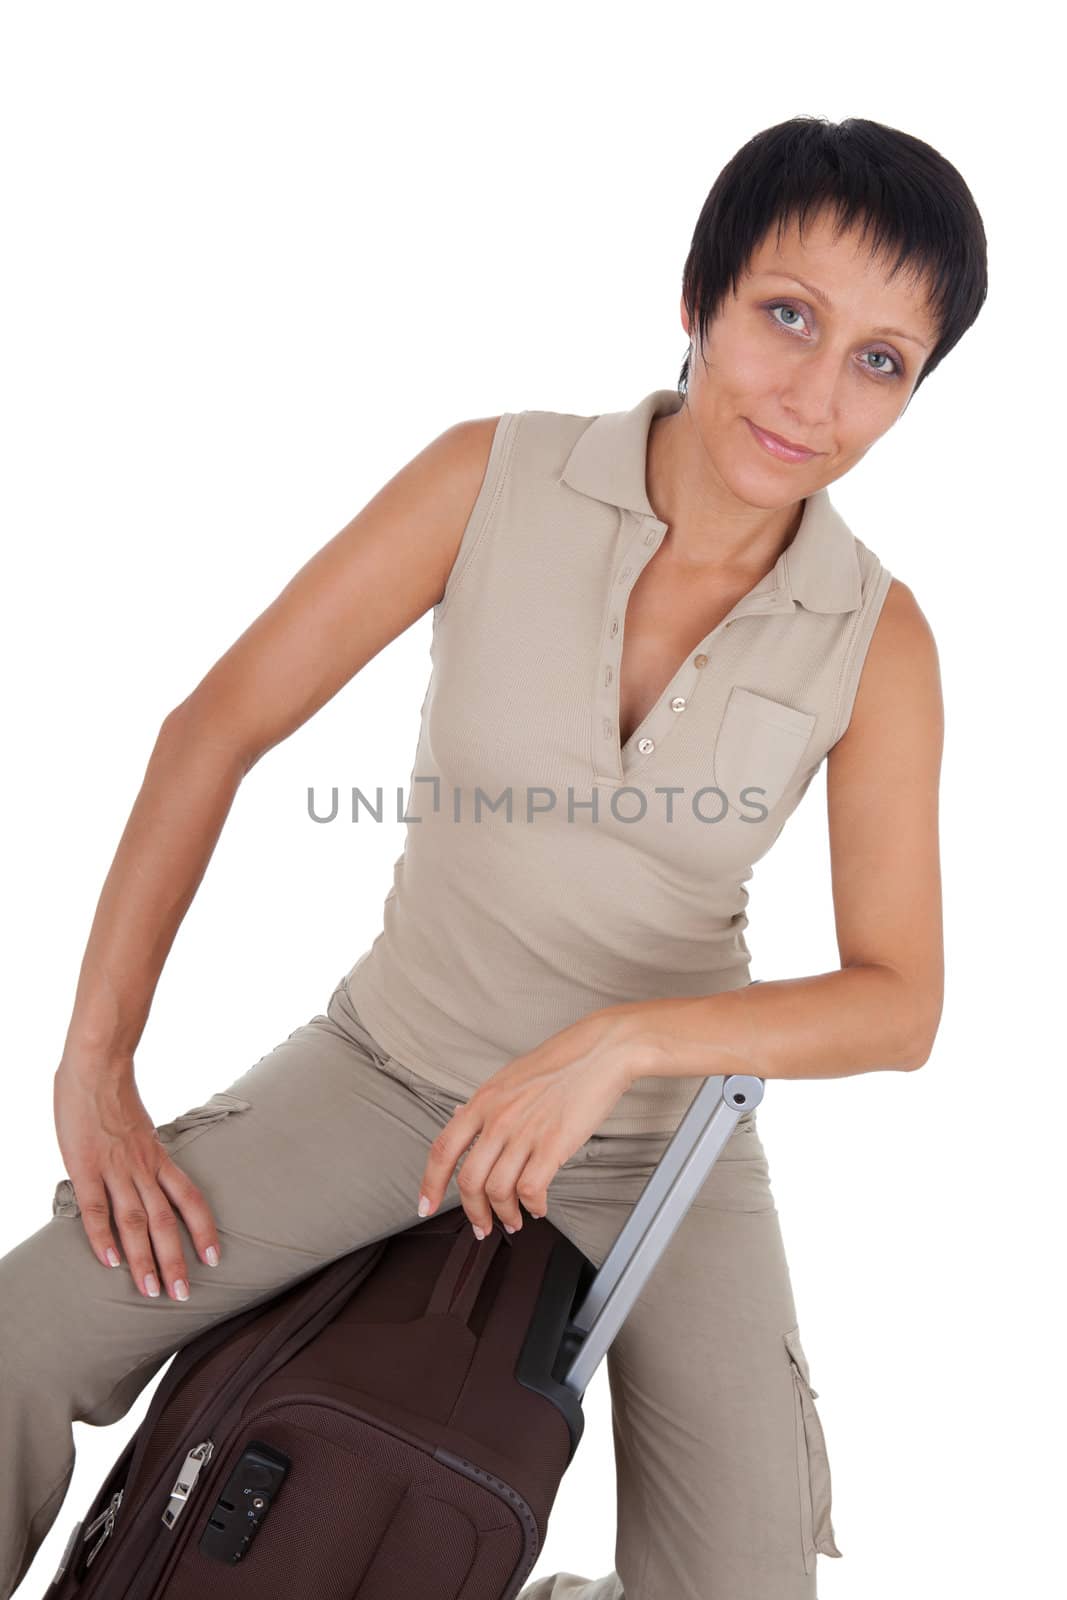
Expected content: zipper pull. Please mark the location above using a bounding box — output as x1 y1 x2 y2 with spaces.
161 1440 215 1529
81 1495 119 1543
82 1489 123 1568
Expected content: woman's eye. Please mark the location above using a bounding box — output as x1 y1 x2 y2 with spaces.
769 303 808 333
766 303 902 378
864 350 902 377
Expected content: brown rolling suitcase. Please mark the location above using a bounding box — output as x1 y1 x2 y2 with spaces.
42 1066 764 1599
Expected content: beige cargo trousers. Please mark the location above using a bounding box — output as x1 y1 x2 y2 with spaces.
0 978 841 1598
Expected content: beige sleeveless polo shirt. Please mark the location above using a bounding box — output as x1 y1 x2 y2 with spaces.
344 387 893 1134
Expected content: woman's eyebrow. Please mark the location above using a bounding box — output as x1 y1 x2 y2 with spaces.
756 271 931 350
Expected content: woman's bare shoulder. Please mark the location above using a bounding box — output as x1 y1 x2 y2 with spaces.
831 575 943 763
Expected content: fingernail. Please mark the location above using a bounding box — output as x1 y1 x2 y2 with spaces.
205 1245 219 1267
106 1247 120 1267
504 1224 516 1234
173 1279 189 1301
418 1195 430 1218
472 1225 485 1240
144 1273 160 1297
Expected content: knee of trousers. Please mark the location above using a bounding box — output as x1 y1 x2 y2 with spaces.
0 1213 170 1426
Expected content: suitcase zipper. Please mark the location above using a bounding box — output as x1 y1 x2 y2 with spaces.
161 1440 215 1529
114 1251 387 1600
82 1489 124 1569
127 1331 533 1596
76 1437 213 1566
129 1392 413 1598
199 1392 536 1579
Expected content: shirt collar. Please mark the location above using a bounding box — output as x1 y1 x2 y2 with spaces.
558 386 863 615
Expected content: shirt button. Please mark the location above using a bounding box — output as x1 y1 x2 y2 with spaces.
693 653 708 669
670 697 686 712
637 737 655 754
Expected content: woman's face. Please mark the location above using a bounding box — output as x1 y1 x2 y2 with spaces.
681 208 940 495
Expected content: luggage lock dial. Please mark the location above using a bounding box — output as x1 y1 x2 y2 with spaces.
198 1441 290 1565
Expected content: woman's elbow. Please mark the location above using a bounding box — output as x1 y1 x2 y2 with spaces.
904 995 944 1069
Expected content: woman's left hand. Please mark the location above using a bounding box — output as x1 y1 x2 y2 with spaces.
415 1009 643 1238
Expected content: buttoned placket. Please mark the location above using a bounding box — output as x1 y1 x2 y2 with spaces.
592 508 798 788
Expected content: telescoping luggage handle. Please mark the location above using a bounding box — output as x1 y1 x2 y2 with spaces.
560 980 767 1397
560 1070 764 1395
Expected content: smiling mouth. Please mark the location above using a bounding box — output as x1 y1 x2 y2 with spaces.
745 418 821 460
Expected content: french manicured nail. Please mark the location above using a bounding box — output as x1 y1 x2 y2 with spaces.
472 1225 485 1240
106 1248 120 1267
205 1245 219 1266
144 1273 160 1297
418 1195 430 1218
173 1279 189 1301
504 1224 517 1234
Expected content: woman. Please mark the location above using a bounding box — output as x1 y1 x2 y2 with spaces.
0 115 982 1598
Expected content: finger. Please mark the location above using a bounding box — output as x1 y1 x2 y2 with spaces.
457 1132 518 1240
418 1107 482 1221
72 1174 126 1271
134 1176 195 1301
108 1175 166 1299
156 1154 222 1270
514 1152 555 1222
111 1172 190 1301
484 1144 537 1235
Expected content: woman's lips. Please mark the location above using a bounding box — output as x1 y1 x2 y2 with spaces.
745 417 819 463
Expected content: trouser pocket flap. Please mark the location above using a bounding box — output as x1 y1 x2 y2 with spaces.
161 1091 252 1135
156 1090 253 1153
785 1324 843 1569
52 1093 253 1218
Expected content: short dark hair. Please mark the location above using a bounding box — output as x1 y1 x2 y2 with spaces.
678 115 988 398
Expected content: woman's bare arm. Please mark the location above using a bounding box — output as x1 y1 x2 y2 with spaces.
587 578 945 1084
60 415 502 1067
820 577 945 1061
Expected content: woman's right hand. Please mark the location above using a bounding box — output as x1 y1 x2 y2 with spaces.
53 1056 222 1301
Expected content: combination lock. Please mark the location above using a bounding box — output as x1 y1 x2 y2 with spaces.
198 1441 290 1565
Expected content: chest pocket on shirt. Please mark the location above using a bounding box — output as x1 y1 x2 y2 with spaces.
712 686 818 820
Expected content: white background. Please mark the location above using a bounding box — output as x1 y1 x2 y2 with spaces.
2 3 1063 1596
